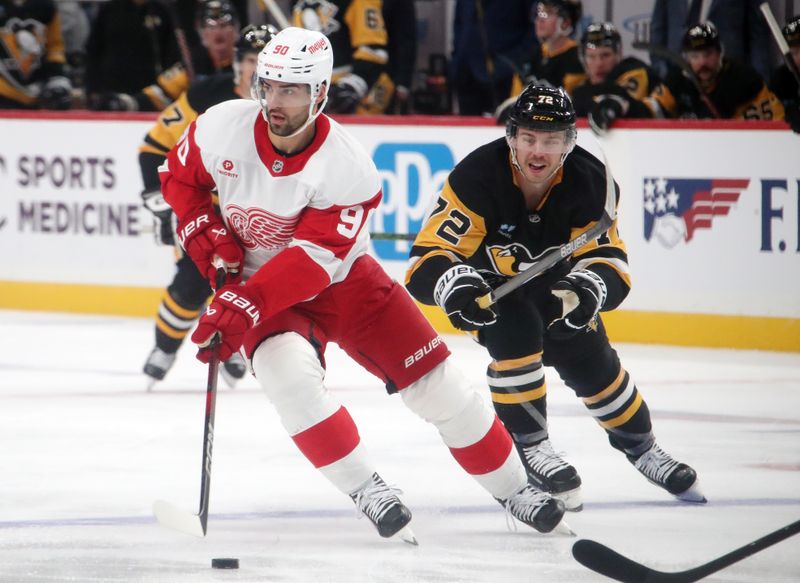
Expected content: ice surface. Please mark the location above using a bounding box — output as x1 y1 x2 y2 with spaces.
0 310 798 582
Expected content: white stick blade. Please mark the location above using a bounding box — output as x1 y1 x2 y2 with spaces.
153 500 205 537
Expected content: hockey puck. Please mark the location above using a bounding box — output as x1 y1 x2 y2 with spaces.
211 558 239 569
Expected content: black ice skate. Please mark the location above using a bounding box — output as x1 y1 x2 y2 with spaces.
516 439 583 511
143 347 177 390
220 351 247 388
350 473 417 544
497 484 570 534
630 443 706 503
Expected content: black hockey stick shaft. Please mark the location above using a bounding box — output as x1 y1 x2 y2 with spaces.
195 266 227 535
759 3 800 92
632 41 721 119
572 518 800 583
477 146 617 308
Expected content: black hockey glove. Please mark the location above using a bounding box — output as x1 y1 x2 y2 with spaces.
326 74 368 114
142 189 176 246
434 264 497 331
40 76 72 110
588 94 627 136
90 92 138 112
548 269 607 339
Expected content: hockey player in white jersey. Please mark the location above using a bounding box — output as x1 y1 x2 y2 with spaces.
159 27 569 540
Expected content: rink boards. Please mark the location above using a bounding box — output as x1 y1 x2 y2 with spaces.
0 112 797 351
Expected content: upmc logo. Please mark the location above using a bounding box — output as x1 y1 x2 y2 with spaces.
371 143 454 260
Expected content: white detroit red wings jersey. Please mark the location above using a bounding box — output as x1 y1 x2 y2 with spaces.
160 99 382 318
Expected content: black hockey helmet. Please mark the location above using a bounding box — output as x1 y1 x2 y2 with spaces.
235 24 278 60
506 83 576 138
580 22 621 54
784 15 800 47
197 0 238 28
682 22 721 52
537 0 582 27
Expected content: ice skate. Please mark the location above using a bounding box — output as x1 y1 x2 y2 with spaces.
143 347 177 390
498 484 570 534
220 351 247 388
630 443 706 503
350 473 417 545
516 439 583 511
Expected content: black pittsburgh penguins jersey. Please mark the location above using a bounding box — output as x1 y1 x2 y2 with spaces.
139 72 238 192
293 0 388 89
647 58 785 120
510 40 586 98
571 57 658 117
405 139 631 311
0 0 66 106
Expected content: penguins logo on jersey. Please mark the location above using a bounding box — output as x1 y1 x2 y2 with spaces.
0 19 46 79
487 243 536 276
296 0 341 36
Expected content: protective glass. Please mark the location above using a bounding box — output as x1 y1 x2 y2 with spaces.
511 129 575 155
253 77 312 110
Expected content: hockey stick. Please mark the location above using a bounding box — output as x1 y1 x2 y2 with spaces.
760 3 800 91
631 41 721 119
153 267 227 537
158 0 196 82
258 0 291 29
477 147 617 308
572 518 800 583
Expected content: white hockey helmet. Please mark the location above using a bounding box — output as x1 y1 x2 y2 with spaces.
254 27 333 134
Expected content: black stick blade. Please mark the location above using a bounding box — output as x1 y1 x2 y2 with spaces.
572 539 659 583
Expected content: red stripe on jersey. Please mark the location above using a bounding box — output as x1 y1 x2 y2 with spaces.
291 406 361 468
161 121 218 220
448 416 513 475
294 190 382 260
254 114 332 176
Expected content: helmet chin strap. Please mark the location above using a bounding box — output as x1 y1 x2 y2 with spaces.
259 86 329 139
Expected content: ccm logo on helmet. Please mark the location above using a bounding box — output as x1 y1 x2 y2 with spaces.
532 115 555 121
219 290 261 324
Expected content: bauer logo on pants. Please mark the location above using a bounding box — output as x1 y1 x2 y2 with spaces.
643 177 749 248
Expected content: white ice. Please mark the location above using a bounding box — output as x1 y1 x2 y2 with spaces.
0 310 798 582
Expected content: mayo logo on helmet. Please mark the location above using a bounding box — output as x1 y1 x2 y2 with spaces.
371 143 454 260
487 243 536 275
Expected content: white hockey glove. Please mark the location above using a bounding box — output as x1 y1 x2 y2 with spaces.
548 269 607 339
142 189 176 246
434 264 497 331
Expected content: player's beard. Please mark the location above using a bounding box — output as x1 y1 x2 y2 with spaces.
267 108 308 137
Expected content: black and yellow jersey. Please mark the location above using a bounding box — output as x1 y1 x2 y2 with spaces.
293 0 388 90
571 57 658 117
135 44 233 112
510 40 586 98
405 139 630 312
139 72 238 191
647 58 785 120
0 0 66 106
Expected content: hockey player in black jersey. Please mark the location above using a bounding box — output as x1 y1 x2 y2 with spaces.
645 22 784 121
768 15 800 133
569 22 657 134
139 24 275 389
495 0 586 122
405 83 706 511
91 0 240 112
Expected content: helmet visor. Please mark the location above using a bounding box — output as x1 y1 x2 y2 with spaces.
253 77 313 110
510 128 575 155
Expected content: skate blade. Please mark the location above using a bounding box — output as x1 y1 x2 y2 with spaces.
145 377 157 392
395 525 419 546
552 519 576 537
676 480 707 504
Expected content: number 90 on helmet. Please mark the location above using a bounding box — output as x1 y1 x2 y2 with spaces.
506 83 577 155
253 27 333 134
